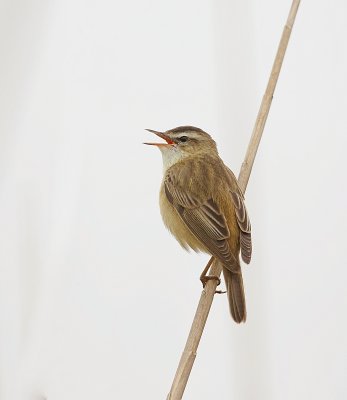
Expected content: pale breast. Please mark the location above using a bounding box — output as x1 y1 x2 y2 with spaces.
159 183 207 252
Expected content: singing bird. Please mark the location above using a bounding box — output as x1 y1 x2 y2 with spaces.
145 126 252 323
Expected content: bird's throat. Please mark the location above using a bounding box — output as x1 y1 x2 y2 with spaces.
159 146 184 173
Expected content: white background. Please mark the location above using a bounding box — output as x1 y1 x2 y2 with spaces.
1 1 346 399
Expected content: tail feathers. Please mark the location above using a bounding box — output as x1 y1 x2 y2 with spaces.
223 267 246 323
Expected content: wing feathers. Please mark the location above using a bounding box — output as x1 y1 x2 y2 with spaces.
164 164 252 271
164 171 239 272
230 191 252 264
179 204 239 272
240 232 252 264
230 191 251 233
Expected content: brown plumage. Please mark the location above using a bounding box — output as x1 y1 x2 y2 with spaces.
145 126 252 323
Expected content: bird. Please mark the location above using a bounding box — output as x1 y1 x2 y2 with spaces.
144 126 252 323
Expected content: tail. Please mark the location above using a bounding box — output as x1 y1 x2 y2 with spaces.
223 267 246 323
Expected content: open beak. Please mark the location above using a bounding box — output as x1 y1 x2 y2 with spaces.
144 129 175 146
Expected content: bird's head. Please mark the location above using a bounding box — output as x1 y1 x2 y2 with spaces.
144 126 218 169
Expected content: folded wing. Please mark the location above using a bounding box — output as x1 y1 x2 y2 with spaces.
164 170 240 273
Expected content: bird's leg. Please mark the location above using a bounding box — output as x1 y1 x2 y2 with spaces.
200 258 226 294
200 258 215 285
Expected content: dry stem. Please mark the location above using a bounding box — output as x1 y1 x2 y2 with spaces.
166 1 301 399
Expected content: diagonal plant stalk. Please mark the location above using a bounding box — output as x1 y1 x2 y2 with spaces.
166 1 301 399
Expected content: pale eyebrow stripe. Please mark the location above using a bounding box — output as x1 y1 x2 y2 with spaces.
170 131 204 140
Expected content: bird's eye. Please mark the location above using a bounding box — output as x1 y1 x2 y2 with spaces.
178 136 188 143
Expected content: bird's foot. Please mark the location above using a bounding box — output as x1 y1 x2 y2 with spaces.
200 274 221 288
200 276 226 294
200 258 226 294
